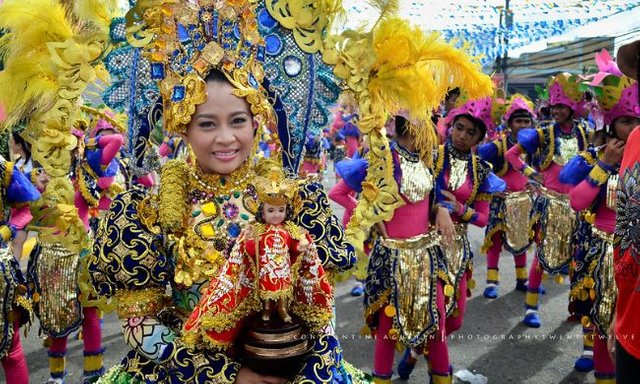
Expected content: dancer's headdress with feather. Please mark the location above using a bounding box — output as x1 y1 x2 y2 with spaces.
0 0 119 251
323 0 494 257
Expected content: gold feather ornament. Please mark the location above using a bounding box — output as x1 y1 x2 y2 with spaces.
0 0 116 252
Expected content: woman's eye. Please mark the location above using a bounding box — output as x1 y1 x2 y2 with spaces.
231 118 247 125
199 121 215 129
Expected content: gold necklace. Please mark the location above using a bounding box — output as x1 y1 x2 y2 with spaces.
189 160 256 198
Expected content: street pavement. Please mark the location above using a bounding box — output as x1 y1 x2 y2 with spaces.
13 166 597 384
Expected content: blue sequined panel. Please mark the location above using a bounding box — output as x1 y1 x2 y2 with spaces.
256 3 341 175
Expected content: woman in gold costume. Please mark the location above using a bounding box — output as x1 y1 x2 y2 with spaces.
87 1 362 383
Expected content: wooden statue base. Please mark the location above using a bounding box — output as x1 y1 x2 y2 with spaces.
240 313 312 378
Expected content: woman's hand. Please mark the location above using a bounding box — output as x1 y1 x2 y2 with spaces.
236 367 287 384
435 206 455 246
602 138 625 167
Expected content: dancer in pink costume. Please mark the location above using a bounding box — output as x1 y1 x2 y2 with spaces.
418 97 505 383
505 73 590 332
558 53 638 383
28 110 124 384
0 154 41 384
478 94 536 298
359 116 454 384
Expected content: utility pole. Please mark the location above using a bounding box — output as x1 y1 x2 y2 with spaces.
502 0 511 94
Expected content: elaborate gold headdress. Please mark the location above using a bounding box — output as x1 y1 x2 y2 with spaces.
128 0 275 135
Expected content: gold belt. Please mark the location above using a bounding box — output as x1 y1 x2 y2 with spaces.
381 231 440 250
592 226 614 244
538 186 568 201
381 224 467 250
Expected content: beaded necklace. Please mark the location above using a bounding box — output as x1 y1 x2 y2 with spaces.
188 160 256 203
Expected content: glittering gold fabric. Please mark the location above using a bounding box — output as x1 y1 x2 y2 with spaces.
554 136 579 166
448 157 468 191
592 228 617 335
0 246 16 358
606 174 619 210
382 232 440 346
443 224 470 315
398 154 433 204
538 190 576 272
34 242 82 336
503 191 534 251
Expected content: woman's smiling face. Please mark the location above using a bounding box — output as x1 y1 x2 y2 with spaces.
183 80 256 175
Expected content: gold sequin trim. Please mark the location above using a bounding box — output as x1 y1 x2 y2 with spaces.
115 288 171 319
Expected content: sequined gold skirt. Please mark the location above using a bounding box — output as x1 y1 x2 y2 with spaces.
28 242 83 337
535 189 576 273
442 224 470 316
503 191 534 253
591 228 617 335
382 232 441 346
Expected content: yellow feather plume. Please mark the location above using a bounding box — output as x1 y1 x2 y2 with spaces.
0 0 113 253
0 0 75 127
368 18 493 156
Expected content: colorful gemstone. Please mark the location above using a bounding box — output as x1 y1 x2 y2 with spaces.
201 202 217 217
200 224 215 239
222 202 239 219
227 223 241 238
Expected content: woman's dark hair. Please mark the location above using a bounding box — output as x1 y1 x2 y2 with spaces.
507 109 533 126
204 68 229 84
445 87 461 102
395 115 410 138
454 113 486 141
11 132 31 162
255 202 294 223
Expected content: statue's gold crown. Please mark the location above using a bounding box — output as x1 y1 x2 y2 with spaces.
254 166 298 206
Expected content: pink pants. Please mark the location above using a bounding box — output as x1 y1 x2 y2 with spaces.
372 273 469 377
1 322 28 384
49 306 102 377
594 330 615 379
486 232 527 280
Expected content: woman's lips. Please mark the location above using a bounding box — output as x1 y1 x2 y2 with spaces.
212 149 239 161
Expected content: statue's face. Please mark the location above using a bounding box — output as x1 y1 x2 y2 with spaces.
184 81 256 175
263 202 287 225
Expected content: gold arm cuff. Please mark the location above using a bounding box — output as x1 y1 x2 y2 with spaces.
460 207 474 222
0 226 12 242
115 288 171 319
523 166 537 178
588 163 611 186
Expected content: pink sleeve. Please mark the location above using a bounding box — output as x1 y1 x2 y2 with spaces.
9 206 33 230
98 134 124 166
505 144 527 172
470 199 490 227
328 180 357 213
569 179 601 212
